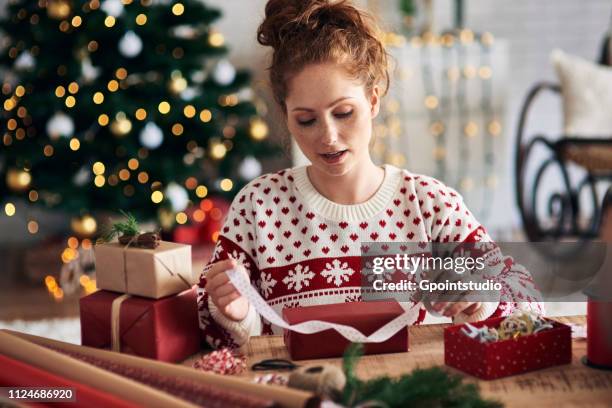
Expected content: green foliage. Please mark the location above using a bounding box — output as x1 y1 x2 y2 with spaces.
341 344 503 408
100 210 139 242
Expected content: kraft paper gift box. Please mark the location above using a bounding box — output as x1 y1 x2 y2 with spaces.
444 316 572 380
95 240 193 299
282 301 409 360
80 288 201 363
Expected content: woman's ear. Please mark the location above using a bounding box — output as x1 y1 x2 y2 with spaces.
369 85 381 119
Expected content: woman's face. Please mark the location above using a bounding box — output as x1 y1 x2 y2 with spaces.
285 63 380 177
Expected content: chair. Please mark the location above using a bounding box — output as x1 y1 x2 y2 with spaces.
515 34 612 243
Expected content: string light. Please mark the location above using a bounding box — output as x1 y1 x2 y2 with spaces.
44 145 54 156
4 203 16 216
15 85 25 97
195 185 208 198
116 68 128 79
28 190 39 202
220 178 233 191
171 123 183 136
94 175 105 187
118 169 130 180
210 142 226 159
69 138 80 150
183 105 196 118
175 212 188 224
28 220 39 234
199 109 212 122
249 118 268 140
93 91 104 104
488 120 502 136
135 108 147 120
68 82 79 94
104 16 116 27
98 113 109 126
107 80 119 92
67 236 79 249
208 30 224 47
128 158 139 170
193 209 205 222
137 171 149 183
151 190 164 203
71 15 82 27
135 13 147 25
184 177 197 190
172 3 185 15
87 40 98 52
424 95 438 109
65 95 76 108
158 101 170 114
91 162 106 176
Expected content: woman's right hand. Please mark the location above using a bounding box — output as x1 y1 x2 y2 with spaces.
204 259 250 322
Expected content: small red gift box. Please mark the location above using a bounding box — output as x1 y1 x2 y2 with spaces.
282 301 408 360
444 316 572 380
80 288 201 363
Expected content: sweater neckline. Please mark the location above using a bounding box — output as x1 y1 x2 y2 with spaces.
292 164 402 222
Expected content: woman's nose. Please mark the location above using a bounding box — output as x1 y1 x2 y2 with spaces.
320 119 338 146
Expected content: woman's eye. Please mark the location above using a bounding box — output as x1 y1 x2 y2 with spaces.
334 110 353 119
297 118 316 126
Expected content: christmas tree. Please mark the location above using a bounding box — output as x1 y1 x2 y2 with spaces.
0 0 279 237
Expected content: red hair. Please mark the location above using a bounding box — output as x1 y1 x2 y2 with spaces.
257 0 389 112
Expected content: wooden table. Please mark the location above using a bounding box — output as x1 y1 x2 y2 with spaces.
236 316 612 407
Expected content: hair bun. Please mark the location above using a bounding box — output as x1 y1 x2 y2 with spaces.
257 0 366 50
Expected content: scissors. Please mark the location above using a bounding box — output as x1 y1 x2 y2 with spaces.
251 358 299 371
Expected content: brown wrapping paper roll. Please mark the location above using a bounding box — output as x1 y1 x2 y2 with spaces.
3 330 319 408
0 331 196 408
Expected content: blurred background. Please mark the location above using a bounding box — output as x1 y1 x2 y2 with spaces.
1 0 610 337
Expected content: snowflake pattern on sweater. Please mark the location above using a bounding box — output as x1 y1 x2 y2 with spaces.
196 165 543 349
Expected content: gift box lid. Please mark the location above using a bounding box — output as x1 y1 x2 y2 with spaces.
283 301 405 335
95 240 190 254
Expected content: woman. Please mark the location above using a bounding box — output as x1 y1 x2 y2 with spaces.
197 0 542 349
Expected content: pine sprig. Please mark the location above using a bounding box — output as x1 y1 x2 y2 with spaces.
341 344 503 408
100 211 140 243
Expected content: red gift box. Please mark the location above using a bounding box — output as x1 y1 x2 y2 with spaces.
80 288 201 363
444 316 572 380
282 301 408 360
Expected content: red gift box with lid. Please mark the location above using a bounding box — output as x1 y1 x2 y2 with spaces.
444 316 572 380
282 301 408 360
80 288 201 363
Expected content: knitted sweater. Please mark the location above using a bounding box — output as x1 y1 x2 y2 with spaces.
196 164 543 349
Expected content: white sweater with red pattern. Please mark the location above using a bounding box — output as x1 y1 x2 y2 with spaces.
196 164 543 349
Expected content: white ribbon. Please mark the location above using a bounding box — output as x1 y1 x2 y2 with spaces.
227 268 419 343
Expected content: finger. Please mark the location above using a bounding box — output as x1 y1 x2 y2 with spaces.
431 301 448 312
205 259 237 280
462 302 482 316
212 282 239 298
207 268 233 290
216 292 242 309
443 301 473 317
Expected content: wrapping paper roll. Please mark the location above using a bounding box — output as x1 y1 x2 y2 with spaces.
586 300 612 368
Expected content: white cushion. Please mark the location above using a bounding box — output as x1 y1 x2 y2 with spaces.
551 49 612 138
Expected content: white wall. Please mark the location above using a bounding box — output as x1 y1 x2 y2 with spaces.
206 0 611 235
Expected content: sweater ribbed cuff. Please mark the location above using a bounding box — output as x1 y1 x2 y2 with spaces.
208 297 261 346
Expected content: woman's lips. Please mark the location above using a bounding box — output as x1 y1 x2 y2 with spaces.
320 149 348 164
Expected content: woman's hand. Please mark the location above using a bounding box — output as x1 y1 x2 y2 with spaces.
204 259 250 322
431 301 482 317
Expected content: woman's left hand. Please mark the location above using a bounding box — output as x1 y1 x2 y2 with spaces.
431 301 482 317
